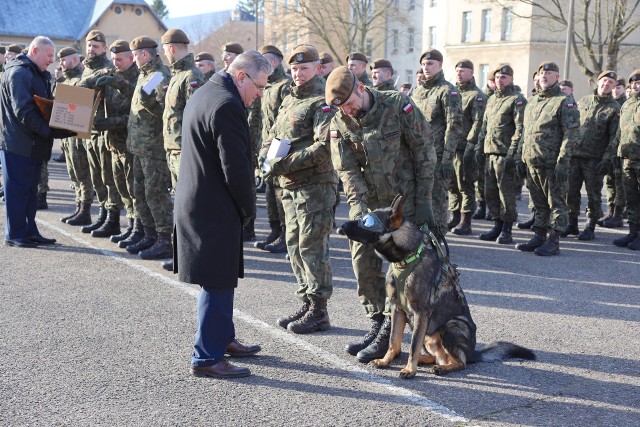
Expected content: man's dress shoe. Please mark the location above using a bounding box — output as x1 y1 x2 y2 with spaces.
190 360 250 378
27 235 57 245
226 339 261 357
4 238 38 248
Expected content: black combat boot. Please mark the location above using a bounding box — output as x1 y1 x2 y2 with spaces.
111 218 134 243
91 209 121 238
162 260 173 271
138 231 172 260
37 193 48 210
561 215 579 237
534 229 561 256
265 228 287 253
81 206 107 233
277 300 311 328
60 201 81 223
243 217 256 241
597 204 614 226
52 152 65 162
497 221 513 244
345 313 384 356
126 226 157 254
628 231 640 250
255 220 281 250
613 222 638 247
515 227 547 252
517 211 535 229
472 201 486 220
453 212 472 235
66 202 92 226
118 218 143 248
603 205 624 228
485 210 493 221
356 316 391 363
287 297 330 334
578 218 597 241
447 210 461 230
479 219 503 241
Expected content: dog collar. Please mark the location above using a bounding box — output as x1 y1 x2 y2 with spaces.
394 242 425 269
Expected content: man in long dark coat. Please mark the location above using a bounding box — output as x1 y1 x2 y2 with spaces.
174 50 272 378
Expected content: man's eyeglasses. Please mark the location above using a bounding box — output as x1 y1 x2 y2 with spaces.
245 73 266 91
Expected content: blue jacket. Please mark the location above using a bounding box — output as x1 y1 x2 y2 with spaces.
0 54 54 160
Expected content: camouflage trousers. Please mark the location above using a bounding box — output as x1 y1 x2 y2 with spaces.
265 178 285 224
448 149 477 213
622 159 640 226
433 156 450 235
282 182 336 302
475 153 486 203
38 161 48 195
61 138 93 203
527 164 568 233
111 147 135 219
86 132 122 211
166 150 181 191
604 163 626 208
132 155 173 234
485 154 518 222
567 157 604 220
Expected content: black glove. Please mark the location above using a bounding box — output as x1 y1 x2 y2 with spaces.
515 159 527 179
436 158 455 181
475 150 485 166
595 158 612 176
463 144 475 169
503 154 515 171
49 128 77 139
613 156 622 169
415 200 435 228
92 118 112 132
95 75 116 88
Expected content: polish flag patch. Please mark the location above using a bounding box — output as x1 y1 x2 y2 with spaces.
322 105 332 113
516 101 524 106
476 97 484 102
162 85 169 91
403 103 414 113
189 80 199 87
567 103 575 109
451 91 459 97
330 130 339 138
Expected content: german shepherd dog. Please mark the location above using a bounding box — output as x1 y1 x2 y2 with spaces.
339 195 535 379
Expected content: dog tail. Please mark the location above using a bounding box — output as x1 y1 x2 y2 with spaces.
470 341 536 363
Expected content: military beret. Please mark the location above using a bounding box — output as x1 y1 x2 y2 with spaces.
109 40 131 54
597 70 617 82
194 52 215 62
130 36 158 50
616 78 626 87
370 58 393 71
559 80 573 88
0 47 5 54
493 65 513 77
161 28 190 45
325 66 358 106
455 59 474 70
345 52 368 63
86 30 106 43
416 68 424 74
57 47 78 59
401 83 412 89
419 49 443 63
222 42 244 55
320 52 334 65
288 44 319 64
7 44 23 54
539 61 560 73
259 45 283 58
628 69 640 83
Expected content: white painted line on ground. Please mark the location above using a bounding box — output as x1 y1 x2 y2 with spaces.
38 219 469 425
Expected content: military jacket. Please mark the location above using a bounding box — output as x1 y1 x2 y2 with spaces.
260 64 291 146
522 83 580 167
574 91 619 159
104 63 139 151
374 80 396 92
79 53 113 125
263 75 336 189
127 56 171 160
615 91 640 161
478 84 526 156
358 72 374 88
163 54 205 152
615 95 627 108
247 98 262 162
411 70 464 160
329 89 435 213
456 77 487 151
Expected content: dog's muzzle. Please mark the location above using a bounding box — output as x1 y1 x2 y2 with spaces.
339 212 385 244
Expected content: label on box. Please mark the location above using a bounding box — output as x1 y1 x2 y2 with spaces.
51 102 94 132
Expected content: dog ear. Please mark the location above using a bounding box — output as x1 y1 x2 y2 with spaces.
390 194 404 228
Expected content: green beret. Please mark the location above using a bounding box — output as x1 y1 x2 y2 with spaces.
130 36 158 51
539 62 560 73
597 70 617 82
628 69 640 83
370 58 393 71
420 49 443 63
161 28 190 45
493 65 514 77
345 52 368 63
401 83 412 89
222 42 244 55
320 52 334 65
86 30 106 43
57 47 78 59
194 52 215 62
416 68 424 74
455 59 474 70
259 45 283 58
559 80 573 88
0 47 5 54
325 66 358 106
7 44 23 54
616 78 626 86
109 40 131 54
288 44 319 64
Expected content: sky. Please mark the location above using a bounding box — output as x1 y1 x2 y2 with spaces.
148 0 239 19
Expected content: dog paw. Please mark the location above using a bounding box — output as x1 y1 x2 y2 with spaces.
432 365 446 376
371 359 389 369
399 368 417 379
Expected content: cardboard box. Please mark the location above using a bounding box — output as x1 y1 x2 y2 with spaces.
50 84 101 139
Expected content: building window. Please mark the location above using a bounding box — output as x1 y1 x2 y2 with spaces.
273 0 278 15
481 9 491 41
365 39 372 57
502 7 513 40
429 26 437 48
462 11 472 43
394 0 399 8
272 32 278 46
114 6 122 14
135 8 142 15
294 0 300 11
408 29 415 53
406 70 413 85
479 64 489 89
430 0 437 6
409 0 416 11
282 32 288 54
283 0 288 13
293 31 299 46
392 29 399 53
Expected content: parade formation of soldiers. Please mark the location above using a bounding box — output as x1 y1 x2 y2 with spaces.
2 31 640 365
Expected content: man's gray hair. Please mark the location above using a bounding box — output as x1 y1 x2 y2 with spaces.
227 50 273 77
29 36 55 52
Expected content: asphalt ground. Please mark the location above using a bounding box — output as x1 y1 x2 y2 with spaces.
1 146 638 426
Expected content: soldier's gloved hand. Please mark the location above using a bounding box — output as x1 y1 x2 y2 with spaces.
596 158 612 175
139 87 154 102
503 154 516 171
515 159 527 179
266 157 285 175
49 128 77 139
95 75 115 88
474 150 485 167
92 118 112 132
415 200 435 228
436 158 455 181
613 156 622 169
554 159 570 183
463 143 476 169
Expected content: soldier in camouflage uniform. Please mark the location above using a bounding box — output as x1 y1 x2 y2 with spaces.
516 62 580 256
56 47 94 226
326 66 436 362
262 45 337 334
320 52 335 79
221 42 243 72
473 76 497 221
448 59 486 235
346 52 373 88
611 70 640 250
565 71 620 241
477 65 526 244
255 45 291 253
412 49 464 235
370 58 395 92
92 40 140 243
194 52 216 80
123 36 173 259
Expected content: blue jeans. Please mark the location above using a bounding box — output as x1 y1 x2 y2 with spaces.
191 287 235 367
1 150 41 240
